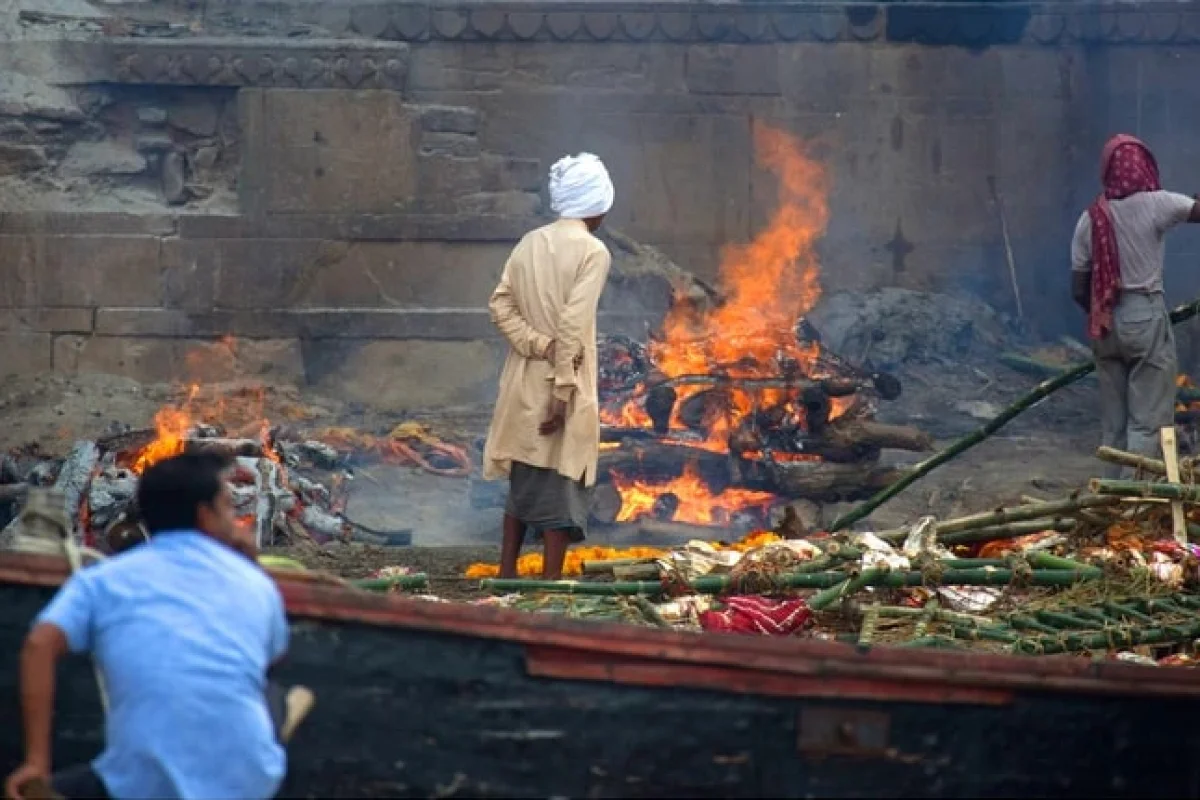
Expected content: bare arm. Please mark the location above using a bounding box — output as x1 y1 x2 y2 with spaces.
1071 271 1091 313
5 624 70 798
488 265 554 360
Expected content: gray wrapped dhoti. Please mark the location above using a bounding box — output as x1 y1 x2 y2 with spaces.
1093 291 1178 478
505 461 591 542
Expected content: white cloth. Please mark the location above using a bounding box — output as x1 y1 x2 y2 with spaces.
548 152 614 220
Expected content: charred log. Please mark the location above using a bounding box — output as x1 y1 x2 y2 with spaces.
730 420 932 464
644 384 676 436
183 438 266 459
678 389 729 432
751 460 910 503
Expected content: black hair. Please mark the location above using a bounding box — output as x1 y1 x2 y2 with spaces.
136 451 234 534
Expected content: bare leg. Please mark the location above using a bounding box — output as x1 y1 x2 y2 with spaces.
541 529 571 580
499 513 525 579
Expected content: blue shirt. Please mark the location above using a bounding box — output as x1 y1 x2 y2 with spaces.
36 531 288 800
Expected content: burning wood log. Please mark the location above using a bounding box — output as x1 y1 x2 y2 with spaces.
183 437 266 459
730 419 933 463
761 460 909 502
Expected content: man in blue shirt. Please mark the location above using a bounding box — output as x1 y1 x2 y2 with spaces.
5 451 290 800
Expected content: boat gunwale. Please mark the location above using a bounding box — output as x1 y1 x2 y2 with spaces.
4 551 1200 700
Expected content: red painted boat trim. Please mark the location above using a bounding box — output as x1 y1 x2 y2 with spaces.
4 551 1200 700
524 644 1016 706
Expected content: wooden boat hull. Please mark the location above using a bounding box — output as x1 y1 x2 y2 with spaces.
2 552 1199 799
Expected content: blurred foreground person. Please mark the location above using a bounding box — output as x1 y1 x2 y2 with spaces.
1072 134 1200 475
5 452 297 800
483 152 615 580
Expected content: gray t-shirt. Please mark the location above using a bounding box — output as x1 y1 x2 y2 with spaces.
1071 190 1195 292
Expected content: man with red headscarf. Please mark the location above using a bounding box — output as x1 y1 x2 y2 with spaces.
1071 135 1200 474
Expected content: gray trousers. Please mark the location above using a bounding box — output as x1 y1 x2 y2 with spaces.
1093 292 1178 479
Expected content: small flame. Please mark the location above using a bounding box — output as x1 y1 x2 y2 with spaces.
132 384 199 474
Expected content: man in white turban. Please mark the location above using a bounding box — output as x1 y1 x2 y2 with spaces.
482 153 615 580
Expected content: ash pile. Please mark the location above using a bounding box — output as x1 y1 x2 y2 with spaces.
0 425 398 554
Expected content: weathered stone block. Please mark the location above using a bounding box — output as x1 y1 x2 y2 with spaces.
686 44 779 96
241 89 420 215
52 335 305 385
197 239 509 309
0 213 175 236
420 105 480 135
415 154 484 212
0 235 162 307
779 43 871 112
0 144 47 176
480 154 542 193
304 339 501 410
95 308 499 340
419 131 481 159
0 308 94 334
457 191 540 217
0 332 53 375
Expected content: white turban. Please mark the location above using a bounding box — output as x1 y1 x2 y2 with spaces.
548 152 614 220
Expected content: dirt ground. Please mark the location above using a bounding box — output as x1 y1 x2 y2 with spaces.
0 354 1115 588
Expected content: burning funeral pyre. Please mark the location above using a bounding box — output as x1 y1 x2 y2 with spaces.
0 379 471 554
592 124 931 531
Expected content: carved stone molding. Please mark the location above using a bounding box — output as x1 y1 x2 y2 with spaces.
99 1 1200 46
108 38 410 89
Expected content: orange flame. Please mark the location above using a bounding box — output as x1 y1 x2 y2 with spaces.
612 463 776 526
606 123 832 521
132 384 199 474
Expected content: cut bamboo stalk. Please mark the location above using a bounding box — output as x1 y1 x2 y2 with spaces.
1160 427 1188 545
1090 479 1200 502
932 495 1118 536
1096 446 1167 475
581 557 658 576
351 573 428 592
612 562 662 581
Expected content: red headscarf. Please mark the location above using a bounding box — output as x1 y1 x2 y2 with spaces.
1086 134 1161 339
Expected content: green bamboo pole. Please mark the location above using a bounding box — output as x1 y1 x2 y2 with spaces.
808 568 885 611
868 604 995 627
352 573 428 592
1012 621 1200 656
1034 610 1097 630
1007 615 1060 635
582 557 657 575
1102 600 1156 624
482 567 1101 598
1095 446 1167 475
1091 478 1200 502
950 624 1019 644
829 294 1200 533
933 495 1118 536
937 518 1076 546
900 635 965 649
1027 551 1098 574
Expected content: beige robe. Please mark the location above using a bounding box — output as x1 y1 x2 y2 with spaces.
483 218 612 487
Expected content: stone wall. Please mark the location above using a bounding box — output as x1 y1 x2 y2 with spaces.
2 1 1200 406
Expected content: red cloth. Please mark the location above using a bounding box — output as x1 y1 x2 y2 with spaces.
1086 134 1162 340
699 596 811 636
